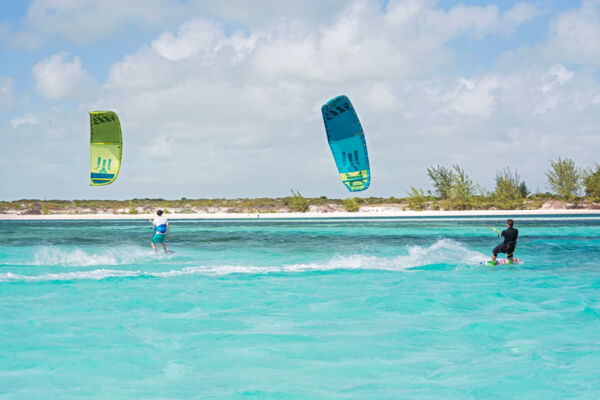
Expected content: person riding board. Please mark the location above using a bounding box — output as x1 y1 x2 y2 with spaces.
149 210 169 253
491 219 518 264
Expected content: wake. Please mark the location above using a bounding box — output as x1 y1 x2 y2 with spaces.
31 246 157 267
1 239 488 282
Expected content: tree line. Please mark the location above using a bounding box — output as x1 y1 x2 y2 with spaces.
407 157 600 210
3 157 599 214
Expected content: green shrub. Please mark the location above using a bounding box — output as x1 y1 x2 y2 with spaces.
493 168 526 209
546 157 581 201
469 195 493 210
583 165 600 198
427 165 454 199
342 198 359 212
287 190 309 212
449 165 475 210
406 187 426 210
128 201 138 214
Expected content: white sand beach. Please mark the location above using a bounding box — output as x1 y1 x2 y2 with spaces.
1 209 598 220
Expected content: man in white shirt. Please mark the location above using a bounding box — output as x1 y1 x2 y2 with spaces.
149 209 170 253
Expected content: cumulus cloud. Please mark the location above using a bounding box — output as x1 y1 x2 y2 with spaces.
9 28 45 50
542 0 600 66
3 0 600 199
541 64 574 92
500 2 541 32
32 52 94 100
95 1 598 197
439 76 503 118
107 50 176 91
11 112 40 129
0 76 13 110
110 0 540 88
14 0 351 48
23 0 178 44
152 19 226 62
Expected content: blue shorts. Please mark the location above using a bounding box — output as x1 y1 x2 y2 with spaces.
152 233 166 243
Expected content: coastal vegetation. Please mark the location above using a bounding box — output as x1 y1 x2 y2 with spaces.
1 158 599 215
582 164 600 202
407 157 596 211
546 157 581 202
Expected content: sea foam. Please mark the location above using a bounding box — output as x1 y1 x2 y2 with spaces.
1 239 488 282
31 246 155 267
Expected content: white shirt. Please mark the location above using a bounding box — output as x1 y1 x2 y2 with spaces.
153 216 168 226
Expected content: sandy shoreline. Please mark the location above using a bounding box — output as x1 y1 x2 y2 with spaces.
1 209 599 220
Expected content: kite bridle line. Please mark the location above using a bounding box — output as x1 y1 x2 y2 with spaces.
485 223 501 236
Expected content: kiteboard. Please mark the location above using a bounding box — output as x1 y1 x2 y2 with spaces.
481 258 521 266
321 95 370 192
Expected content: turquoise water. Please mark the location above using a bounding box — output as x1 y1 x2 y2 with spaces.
1 216 600 399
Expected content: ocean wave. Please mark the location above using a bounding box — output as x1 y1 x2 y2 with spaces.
31 246 156 267
287 238 487 271
395 238 487 268
1 240 488 282
0 269 142 282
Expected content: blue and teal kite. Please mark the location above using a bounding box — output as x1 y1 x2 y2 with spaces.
321 95 370 192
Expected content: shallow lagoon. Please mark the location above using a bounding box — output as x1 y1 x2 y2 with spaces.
1 216 600 399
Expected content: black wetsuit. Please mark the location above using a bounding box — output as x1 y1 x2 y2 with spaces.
493 227 518 258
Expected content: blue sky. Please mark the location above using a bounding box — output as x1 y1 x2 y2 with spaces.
1 0 599 200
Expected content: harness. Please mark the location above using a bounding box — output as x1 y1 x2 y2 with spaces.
155 224 167 234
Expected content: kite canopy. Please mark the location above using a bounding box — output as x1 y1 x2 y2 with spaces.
321 95 370 192
90 111 122 186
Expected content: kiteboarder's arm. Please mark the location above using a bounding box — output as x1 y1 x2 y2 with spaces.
485 223 501 237
167 223 170 239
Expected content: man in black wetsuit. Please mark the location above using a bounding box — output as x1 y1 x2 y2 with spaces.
491 219 518 264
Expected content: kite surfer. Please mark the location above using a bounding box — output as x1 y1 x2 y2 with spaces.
490 219 518 264
149 209 169 253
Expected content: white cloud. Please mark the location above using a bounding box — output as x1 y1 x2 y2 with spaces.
534 64 575 114
9 28 45 50
142 135 173 158
152 19 226 62
32 52 94 100
95 1 600 197
107 50 176 91
542 0 600 66
541 64 574 92
11 112 40 129
400 1 540 41
501 2 541 32
3 1 600 199
430 76 503 118
14 0 352 47
0 76 13 110
109 0 539 89
24 0 178 44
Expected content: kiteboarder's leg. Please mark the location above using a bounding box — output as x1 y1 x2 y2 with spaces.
152 232 167 253
151 233 160 253
507 244 515 262
491 243 505 264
